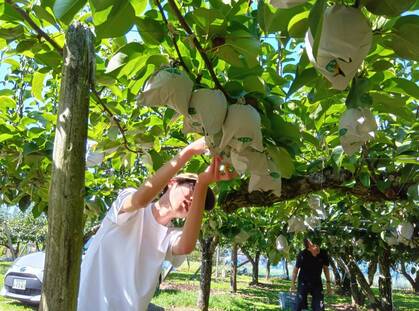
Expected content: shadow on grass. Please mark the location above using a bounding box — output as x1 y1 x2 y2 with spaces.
0 298 37 310
165 271 196 282
154 288 180 297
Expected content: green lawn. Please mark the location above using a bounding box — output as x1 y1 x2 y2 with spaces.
0 261 417 310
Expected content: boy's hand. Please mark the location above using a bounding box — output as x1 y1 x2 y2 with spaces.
183 137 208 157
198 156 237 186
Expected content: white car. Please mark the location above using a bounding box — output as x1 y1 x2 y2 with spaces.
1 237 94 305
1 251 44 304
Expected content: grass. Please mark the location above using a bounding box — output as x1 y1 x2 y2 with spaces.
0 261 418 310
151 262 419 311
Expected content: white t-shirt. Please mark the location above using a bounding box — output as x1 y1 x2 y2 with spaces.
78 188 186 311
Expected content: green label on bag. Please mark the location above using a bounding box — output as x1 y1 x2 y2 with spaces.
188 107 197 115
325 59 338 73
237 137 253 143
339 128 348 137
270 172 280 179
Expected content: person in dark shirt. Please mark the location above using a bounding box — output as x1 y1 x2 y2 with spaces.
291 238 332 311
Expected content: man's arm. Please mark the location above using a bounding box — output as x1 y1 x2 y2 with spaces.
172 157 235 255
291 267 299 291
120 138 207 213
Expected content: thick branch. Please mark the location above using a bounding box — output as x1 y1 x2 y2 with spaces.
6 0 63 56
400 260 416 287
167 0 230 100
221 167 411 213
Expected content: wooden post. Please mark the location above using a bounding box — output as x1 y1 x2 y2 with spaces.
40 23 94 311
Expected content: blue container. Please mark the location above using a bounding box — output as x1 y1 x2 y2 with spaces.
278 292 297 310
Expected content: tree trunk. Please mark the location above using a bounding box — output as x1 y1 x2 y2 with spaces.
266 258 270 280
284 259 289 280
3 222 17 259
230 243 238 293
368 259 378 286
251 251 260 285
242 248 260 285
416 271 419 293
400 260 419 293
330 257 342 287
344 256 381 310
337 257 366 307
197 235 219 311
335 257 351 295
378 248 394 311
40 24 94 311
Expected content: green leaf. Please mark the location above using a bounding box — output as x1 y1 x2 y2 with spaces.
94 2 135 38
0 0 4 16
363 0 415 17
191 7 225 36
90 0 117 11
331 146 344 168
287 11 309 38
35 51 62 68
0 133 14 143
267 146 295 179
0 24 24 40
213 30 260 68
257 1 305 34
243 76 266 94
16 39 37 53
135 17 165 45
394 155 418 164
287 67 317 97
105 42 145 73
32 71 47 101
33 5 57 25
360 172 371 188
128 0 147 16
0 96 15 111
382 15 419 61
308 0 326 59
345 78 372 109
371 91 413 121
53 0 87 24
407 184 419 200
386 78 419 99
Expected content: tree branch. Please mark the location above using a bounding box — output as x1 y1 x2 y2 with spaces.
91 87 143 154
220 167 412 213
167 0 230 100
155 0 191 75
6 0 63 56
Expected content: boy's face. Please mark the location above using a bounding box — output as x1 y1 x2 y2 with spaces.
307 240 320 256
169 181 195 218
